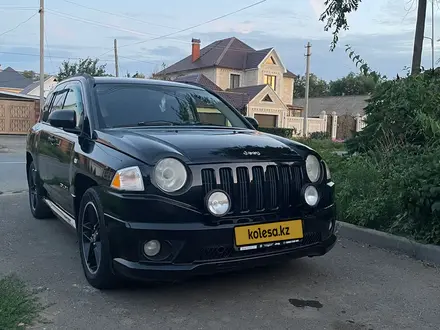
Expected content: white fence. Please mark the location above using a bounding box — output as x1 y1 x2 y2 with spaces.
284 111 366 139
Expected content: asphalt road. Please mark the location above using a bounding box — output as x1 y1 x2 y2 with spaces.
1 136 440 330
0 135 27 194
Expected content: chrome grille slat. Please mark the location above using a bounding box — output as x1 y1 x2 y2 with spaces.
200 163 303 215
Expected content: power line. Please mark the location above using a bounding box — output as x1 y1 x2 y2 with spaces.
44 30 56 73
97 0 267 57
60 0 177 30
0 51 160 66
0 11 38 38
45 9 175 39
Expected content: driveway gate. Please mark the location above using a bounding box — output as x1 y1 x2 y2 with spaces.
0 99 37 135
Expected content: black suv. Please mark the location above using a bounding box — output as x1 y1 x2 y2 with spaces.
26 74 336 289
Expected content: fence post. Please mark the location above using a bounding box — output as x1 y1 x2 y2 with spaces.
331 111 338 140
319 110 327 133
355 113 362 132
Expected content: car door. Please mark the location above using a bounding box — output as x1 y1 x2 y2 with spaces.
37 84 68 198
48 81 85 215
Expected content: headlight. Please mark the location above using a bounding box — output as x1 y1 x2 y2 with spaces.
323 160 331 180
304 185 319 206
153 158 187 193
305 154 321 183
206 191 231 216
110 166 144 191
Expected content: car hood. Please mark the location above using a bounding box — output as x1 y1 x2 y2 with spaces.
95 128 307 165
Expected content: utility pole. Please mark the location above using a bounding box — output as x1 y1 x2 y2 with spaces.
114 39 119 77
39 0 44 110
303 42 311 137
431 0 434 69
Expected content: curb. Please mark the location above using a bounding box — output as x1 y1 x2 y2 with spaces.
335 221 440 266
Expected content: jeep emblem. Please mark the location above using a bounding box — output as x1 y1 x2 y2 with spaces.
243 151 261 156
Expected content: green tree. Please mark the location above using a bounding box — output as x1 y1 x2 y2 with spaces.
22 70 36 80
329 72 378 96
293 73 329 98
125 71 146 78
132 72 145 78
320 0 428 75
57 57 109 81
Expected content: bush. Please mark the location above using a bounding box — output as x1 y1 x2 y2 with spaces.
327 144 440 245
347 69 440 153
258 127 295 138
309 131 330 140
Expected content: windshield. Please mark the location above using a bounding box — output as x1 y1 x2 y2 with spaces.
94 83 249 129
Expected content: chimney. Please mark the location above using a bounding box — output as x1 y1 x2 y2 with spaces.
191 38 201 62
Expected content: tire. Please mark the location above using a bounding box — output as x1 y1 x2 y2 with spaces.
27 161 52 219
77 187 119 289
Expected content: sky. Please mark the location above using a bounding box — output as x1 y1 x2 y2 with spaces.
0 0 438 81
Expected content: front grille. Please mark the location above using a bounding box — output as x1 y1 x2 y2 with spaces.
198 232 322 261
201 163 303 214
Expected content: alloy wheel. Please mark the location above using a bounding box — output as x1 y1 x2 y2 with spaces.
29 165 38 211
81 201 102 274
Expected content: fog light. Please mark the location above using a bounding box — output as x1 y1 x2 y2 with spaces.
329 221 333 231
304 185 319 206
207 191 230 216
143 240 161 257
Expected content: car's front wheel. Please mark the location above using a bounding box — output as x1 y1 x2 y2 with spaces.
27 161 52 219
78 187 119 289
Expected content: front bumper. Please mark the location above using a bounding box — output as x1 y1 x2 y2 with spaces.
113 234 336 281
104 203 337 282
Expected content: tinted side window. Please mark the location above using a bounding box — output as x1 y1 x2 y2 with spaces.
63 84 84 129
41 92 54 122
52 91 68 112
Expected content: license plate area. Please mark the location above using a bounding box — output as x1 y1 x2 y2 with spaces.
233 220 304 251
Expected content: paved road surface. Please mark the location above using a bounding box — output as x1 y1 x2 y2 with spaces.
0 135 27 194
0 192 439 330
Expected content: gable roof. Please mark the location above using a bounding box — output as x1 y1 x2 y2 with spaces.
0 67 34 89
158 37 296 78
226 85 267 101
174 73 222 91
293 95 370 117
20 81 40 95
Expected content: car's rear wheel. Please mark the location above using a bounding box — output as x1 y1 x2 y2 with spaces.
78 187 119 289
27 161 52 219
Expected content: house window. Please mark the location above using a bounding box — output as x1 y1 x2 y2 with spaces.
264 75 276 90
262 94 273 102
230 74 240 89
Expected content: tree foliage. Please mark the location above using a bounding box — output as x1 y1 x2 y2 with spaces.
346 68 440 153
319 0 361 50
329 72 377 96
57 57 109 81
294 73 329 97
293 71 382 98
22 70 36 80
320 0 427 75
125 71 146 78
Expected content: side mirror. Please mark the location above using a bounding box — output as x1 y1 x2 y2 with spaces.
245 116 259 129
48 109 76 130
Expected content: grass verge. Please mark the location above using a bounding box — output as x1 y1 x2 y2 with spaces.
0 274 43 330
